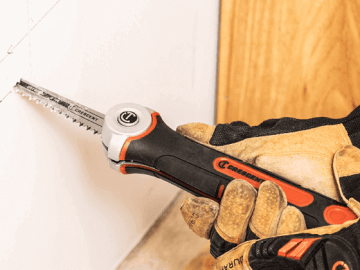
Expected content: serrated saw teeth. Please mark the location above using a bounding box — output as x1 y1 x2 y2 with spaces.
14 79 105 135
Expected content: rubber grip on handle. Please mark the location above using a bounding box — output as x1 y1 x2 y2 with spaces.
119 114 357 233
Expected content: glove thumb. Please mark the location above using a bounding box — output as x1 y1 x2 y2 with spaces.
176 123 216 145
334 145 360 216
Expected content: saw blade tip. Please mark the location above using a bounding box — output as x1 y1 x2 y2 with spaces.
14 80 104 135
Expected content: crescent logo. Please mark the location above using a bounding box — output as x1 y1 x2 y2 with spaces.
120 111 137 123
218 160 229 169
118 111 139 127
213 157 314 207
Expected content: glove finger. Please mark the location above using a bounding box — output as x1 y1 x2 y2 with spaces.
276 206 306 236
180 197 219 239
210 180 257 258
333 145 360 218
334 145 360 204
215 180 257 244
249 181 287 238
176 123 216 144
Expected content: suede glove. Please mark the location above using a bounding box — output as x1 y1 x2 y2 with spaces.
182 145 360 270
211 195 360 270
177 106 360 269
177 106 360 202
181 179 307 269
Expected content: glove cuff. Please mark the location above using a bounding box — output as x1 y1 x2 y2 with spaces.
248 222 360 270
209 226 237 259
209 226 259 259
209 105 360 146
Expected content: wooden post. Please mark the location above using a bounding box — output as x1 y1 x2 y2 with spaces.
217 0 360 125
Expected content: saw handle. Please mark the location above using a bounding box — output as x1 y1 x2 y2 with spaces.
119 113 357 232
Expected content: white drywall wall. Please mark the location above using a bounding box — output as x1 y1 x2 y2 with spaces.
0 0 219 269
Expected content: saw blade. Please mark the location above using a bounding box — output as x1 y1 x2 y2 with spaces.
14 79 104 134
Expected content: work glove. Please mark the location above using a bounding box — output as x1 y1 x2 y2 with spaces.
177 106 360 203
181 179 307 269
177 106 360 269
181 146 360 270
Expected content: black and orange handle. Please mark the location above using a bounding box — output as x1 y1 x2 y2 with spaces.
118 112 357 231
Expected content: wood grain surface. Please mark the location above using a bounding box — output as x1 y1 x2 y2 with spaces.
217 0 360 125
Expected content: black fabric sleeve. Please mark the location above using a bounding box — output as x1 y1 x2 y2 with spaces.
248 220 360 270
210 105 360 148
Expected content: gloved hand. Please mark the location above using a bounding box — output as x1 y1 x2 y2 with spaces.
181 179 307 269
177 107 360 202
211 193 360 270
177 106 360 269
181 145 360 270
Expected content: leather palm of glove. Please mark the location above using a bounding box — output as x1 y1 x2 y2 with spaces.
177 106 360 202
177 106 360 270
